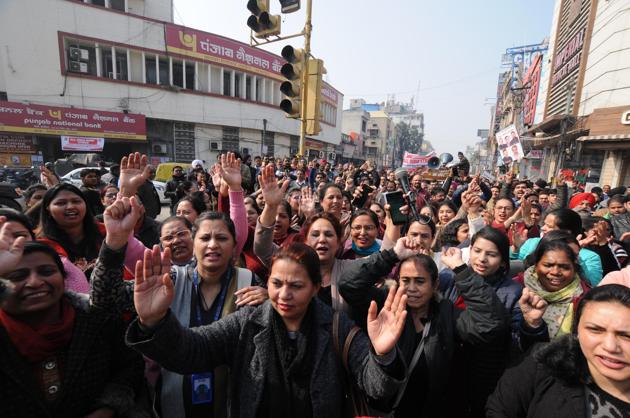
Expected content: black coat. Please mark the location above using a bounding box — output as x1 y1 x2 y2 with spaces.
487 336 591 417
0 292 145 418
338 250 510 417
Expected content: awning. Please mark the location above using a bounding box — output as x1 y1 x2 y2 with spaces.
522 129 587 148
577 134 630 150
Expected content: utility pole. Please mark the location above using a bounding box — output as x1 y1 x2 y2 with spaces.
261 118 267 156
298 0 313 157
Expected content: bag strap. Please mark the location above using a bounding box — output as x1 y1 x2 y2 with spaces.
392 320 432 409
342 325 361 372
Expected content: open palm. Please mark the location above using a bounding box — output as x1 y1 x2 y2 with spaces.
133 246 174 327
119 152 151 197
220 152 242 189
367 286 407 355
258 164 286 207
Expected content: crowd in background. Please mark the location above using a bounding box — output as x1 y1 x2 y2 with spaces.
0 150 629 418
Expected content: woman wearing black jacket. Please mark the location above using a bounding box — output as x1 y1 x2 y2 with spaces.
338 237 509 417
487 284 630 417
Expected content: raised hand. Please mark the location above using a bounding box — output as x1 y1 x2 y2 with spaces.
393 236 422 260
119 152 151 197
519 287 548 329
39 165 59 188
210 163 223 188
104 196 143 250
220 152 242 191
440 247 465 270
258 164 287 208
511 225 529 252
0 217 26 275
300 186 316 218
367 285 408 356
134 246 174 328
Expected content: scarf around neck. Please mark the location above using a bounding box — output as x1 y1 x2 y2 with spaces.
0 299 75 362
524 266 583 338
352 239 381 257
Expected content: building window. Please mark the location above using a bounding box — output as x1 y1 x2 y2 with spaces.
223 71 231 96
255 78 262 101
110 0 125 11
172 60 184 88
245 75 252 100
145 55 157 84
222 127 240 152
158 58 169 86
263 131 275 156
361 120 367 133
185 62 195 90
66 43 97 76
234 72 242 98
115 50 128 80
0 92 7 101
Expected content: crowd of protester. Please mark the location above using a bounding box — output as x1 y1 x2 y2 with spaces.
0 150 629 417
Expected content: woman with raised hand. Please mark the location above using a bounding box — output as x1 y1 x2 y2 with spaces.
488 284 630 417
516 234 591 344
0 219 145 418
339 237 509 417
126 242 409 418
91 196 266 418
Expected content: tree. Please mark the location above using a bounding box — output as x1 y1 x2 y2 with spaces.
395 122 423 161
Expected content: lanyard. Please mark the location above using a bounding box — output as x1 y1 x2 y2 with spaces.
192 268 232 326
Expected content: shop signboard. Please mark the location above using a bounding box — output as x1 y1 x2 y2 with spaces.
402 151 436 168
0 134 35 153
0 101 146 140
61 136 104 152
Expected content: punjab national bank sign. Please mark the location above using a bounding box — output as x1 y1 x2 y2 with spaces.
0 101 146 140
165 23 284 79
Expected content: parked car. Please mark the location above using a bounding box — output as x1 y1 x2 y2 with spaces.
61 167 168 205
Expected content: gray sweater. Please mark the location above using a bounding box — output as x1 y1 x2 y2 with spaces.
126 299 405 418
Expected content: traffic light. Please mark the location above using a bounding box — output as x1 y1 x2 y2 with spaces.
247 0 281 38
305 58 324 136
280 45 305 118
279 0 300 13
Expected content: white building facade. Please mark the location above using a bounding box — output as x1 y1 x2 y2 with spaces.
0 0 343 167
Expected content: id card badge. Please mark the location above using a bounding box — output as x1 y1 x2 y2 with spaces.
191 372 213 404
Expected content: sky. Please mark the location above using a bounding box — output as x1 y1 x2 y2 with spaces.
173 0 556 155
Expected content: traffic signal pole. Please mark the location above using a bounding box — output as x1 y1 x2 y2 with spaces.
298 0 313 158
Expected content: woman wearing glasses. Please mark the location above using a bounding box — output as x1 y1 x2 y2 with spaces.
341 209 382 259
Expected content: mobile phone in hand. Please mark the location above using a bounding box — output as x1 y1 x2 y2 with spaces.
384 191 408 225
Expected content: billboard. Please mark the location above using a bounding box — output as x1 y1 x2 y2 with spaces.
402 151 436 168
496 125 524 165
0 101 146 140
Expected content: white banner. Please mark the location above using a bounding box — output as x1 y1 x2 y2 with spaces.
61 136 104 152
495 125 524 164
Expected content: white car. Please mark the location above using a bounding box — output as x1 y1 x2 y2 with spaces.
61 167 168 205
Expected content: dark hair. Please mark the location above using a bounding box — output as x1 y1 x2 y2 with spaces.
24 184 47 202
573 284 630 333
318 183 342 202
495 197 515 209
278 200 293 219
524 230 579 269
430 187 446 196
192 212 236 243
350 209 379 228
80 168 101 178
0 208 35 239
399 254 439 285
530 203 543 213
175 181 194 200
21 241 66 278
548 189 558 195
303 212 343 240
100 184 119 200
437 200 458 215
471 226 510 276
177 195 206 217
39 183 102 261
159 215 193 236
408 215 437 238
539 189 550 196
244 197 262 215
370 201 385 215
271 243 322 285
172 165 183 172
437 218 468 249
608 194 625 206
524 192 538 201
545 208 583 236
531 236 579 273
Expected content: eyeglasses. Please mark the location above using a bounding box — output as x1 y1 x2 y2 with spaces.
104 193 118 199
160 229 191 243
351 225 377 232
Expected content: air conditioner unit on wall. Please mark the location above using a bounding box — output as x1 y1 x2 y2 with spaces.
152 143 167 154
210 141 221 151
69 47 89 61
69 61 88 74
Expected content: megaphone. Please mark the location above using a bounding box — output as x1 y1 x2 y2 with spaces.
427 156 441 169
439 153 454 166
